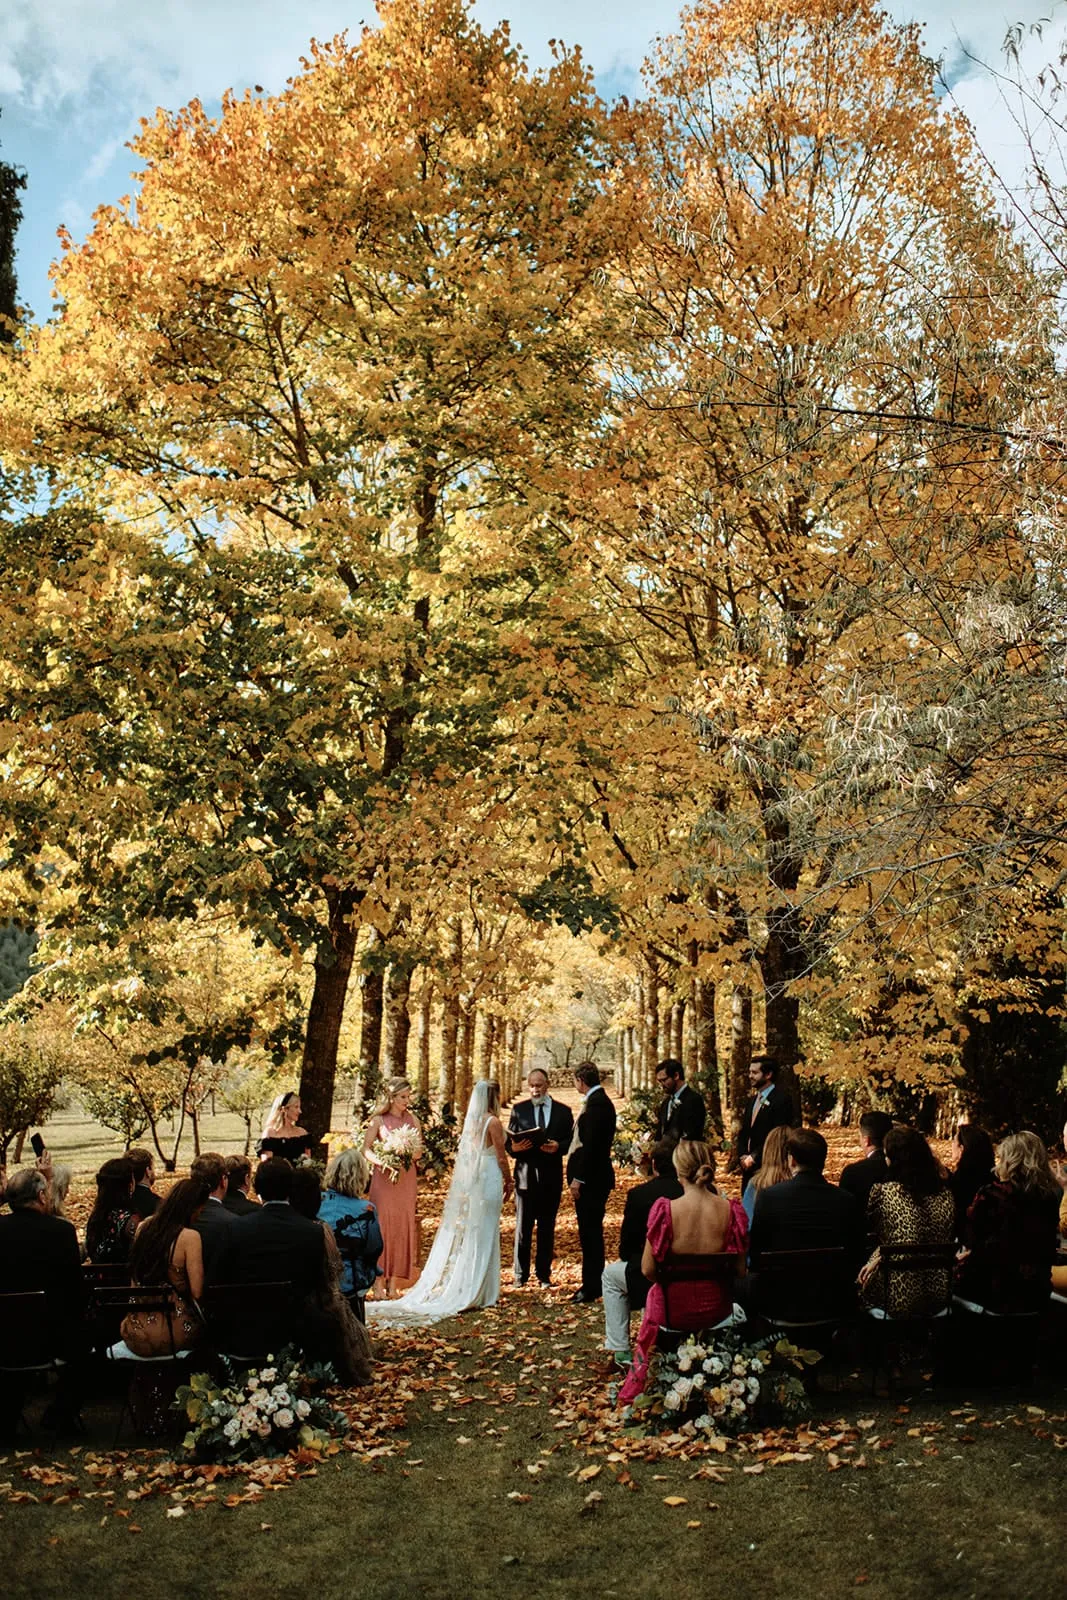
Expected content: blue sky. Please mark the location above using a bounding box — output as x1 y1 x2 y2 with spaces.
0 1 1055 322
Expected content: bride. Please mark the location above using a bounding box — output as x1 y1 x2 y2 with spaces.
366 1079 513 1327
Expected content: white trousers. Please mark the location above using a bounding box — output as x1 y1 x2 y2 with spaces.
601 1258 632 1353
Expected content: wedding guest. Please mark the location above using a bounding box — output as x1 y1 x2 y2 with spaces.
0 1168 86 1439
568 1062 617 1303
289 1164 373 1384
955 1131 1061 1313
85 1157 138 1264
365 1077 421 1297
258 1091 313 1163
600 1139 682 1370
223 1154 259 1216
859 1126 954 1316
190 1152 235 1284
121 1178 208 1357
745 1128 863 1319
735 1057 794 1191
319 1148 384 1308
506 1067 574 1287
653 1058 707 1144
742 1123 792 1226
948 1124 996 1237
225 1158 326 1296
617 1141 746 1406
839 1112 895 1208
127 1148 161 1218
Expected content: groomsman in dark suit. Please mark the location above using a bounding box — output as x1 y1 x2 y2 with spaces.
506 1068 574 1287
190 1152 236 1284
654 1058 707 1144
735 1056 794 1191
567 1061 616 1302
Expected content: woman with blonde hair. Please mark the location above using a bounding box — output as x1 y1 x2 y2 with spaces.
258 1090 312 1163
368 1080 512 1327
618 1140 747 1406
742 1123 790 1225
956 1130 1061 1313
319 1147 384 1310
364 1078 422 1295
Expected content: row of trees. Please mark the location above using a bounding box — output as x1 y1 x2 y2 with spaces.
2 0 1067 1150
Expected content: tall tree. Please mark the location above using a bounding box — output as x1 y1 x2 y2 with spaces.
0 109 25 340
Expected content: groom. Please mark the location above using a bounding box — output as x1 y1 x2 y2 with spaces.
506 1068 574 1287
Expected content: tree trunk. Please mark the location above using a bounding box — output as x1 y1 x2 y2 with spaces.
479 1013 497 1081
691 951 723 1138
457 1001 474 1109
417 981 433 1100
439 922 461 1109
728 980 752 1164
383 963 413 1077
669 999 684 1060
643 955 660 1087
299 887 361 1146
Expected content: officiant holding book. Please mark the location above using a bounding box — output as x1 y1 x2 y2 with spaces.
506 1068 574 1287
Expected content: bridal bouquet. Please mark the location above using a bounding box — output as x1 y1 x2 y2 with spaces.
370 1122 422 1183
625 1330 819 1439
176 1349 346 1463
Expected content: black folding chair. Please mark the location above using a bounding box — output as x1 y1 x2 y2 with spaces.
0 1292 63 1440
200 1282 296 1364
864 1242 955 1395
92 1285 199 1442
654 1252 743 1352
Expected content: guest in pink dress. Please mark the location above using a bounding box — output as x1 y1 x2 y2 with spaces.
618 1140 747 1406
364 1078 422 1296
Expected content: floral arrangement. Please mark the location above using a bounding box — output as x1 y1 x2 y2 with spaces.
624 1329 820 1439
612 1086 660 1170
176 1350 347 1462
369 1121 422 1183
410 1095 460 1181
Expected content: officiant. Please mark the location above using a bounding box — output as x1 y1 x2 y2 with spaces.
506 1068 574 1288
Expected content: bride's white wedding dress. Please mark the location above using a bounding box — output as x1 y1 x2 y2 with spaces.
366 1080 503 1328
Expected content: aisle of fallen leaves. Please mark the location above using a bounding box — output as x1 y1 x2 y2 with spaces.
2 1126 1065 1530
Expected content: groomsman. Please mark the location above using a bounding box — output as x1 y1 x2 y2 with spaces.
506 1068 574 1287
735 1056 794 1190
567 1061 616 1302
653 1058 707 1143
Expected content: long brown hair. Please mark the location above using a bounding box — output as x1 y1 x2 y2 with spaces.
85 1157 135 1256
749 1125 791 1194
129 1178 210 1286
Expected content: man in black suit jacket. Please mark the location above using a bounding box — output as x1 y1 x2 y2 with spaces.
745 1128 863 1321
219 1159 329 1359
735 1056 795 1191
839 1111 894 1210
127 1148 161 1219
223 1155 260 1217
654 1058 707 1144
0 1167 87 1436
506 1068 574 1287
567 1062 616 1301
601 1139 683 1361
191 1153 236 1284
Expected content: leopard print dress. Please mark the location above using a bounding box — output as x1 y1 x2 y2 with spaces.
861 1181 955 1317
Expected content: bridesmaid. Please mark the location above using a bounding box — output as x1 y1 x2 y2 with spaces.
365 1078 422 1298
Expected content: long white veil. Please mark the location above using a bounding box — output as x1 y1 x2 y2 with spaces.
367 1081 498 1328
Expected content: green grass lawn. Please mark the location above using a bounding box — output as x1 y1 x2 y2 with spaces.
2 1283 1065 1600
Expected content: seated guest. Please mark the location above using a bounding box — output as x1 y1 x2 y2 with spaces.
0 1167 86 1438
190 1152 236 1284
949 1124 996 1237
289 1165 373 1384
617 1141 747 1407
120 1178 209 1357
126 1148 161 1219
742 1124 792 1226
839 1112 895 1208
955 1131 1061 1314
46 1162 74 1222
223 1158 326 1295
85 1157 138 1264
859 1126 954 1316
745 1128 863 1320
319 1149 385 1308
223 1155 259 1216
601 1138 683 1370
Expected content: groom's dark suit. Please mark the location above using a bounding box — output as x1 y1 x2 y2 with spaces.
506 1096 574 1285
567 1086 617 1298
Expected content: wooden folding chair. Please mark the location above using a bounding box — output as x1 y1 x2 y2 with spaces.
865 1242 955 1396
654 1252 743 1352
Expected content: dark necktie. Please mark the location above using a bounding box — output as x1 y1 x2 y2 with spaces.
536 1102 546 1131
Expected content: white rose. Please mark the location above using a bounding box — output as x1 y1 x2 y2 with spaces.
295 1400 311 1420
664 1390 682 1411
246 1378 259 1392
691 1374 705 1390
260 1368 277 1384
677 1355 692 1373
275 1408 294 1429
258 1420 272 1438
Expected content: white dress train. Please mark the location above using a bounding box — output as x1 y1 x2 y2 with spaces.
366 1082 503 1328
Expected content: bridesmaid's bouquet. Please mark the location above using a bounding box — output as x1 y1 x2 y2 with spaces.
370 1123 422 1183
